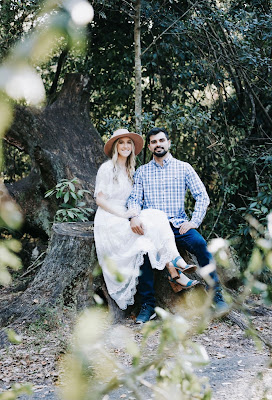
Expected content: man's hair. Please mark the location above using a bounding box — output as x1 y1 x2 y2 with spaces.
146 127 169 143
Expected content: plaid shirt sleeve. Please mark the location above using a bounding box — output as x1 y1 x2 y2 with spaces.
126 167 143 214
185 163 210 227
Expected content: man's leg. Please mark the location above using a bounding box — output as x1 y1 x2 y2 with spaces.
171 226 219 285
171 226 228 311
137 254 156 307
136 254 156 323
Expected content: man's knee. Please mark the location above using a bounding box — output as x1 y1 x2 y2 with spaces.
188 230 207 250
186 232 212 269
183 231 211 264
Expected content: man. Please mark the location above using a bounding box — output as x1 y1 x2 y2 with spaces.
127 127 228 323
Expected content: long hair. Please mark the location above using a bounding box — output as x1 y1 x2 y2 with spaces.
111 139 136 182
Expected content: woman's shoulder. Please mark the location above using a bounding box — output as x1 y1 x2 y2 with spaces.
98 160 114 173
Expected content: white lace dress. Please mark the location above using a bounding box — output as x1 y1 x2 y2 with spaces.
94 160 180 310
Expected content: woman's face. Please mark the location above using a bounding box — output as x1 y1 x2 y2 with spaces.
117 137 133 158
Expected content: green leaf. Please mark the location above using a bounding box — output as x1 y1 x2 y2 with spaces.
70 192 77 200
261 206 268 214
56 181 66 188
68 182 75 191
56 190 63 199
64 192 70 203
56 209 65 215
67 210 74 219
60 203 73 209
44 189 54 198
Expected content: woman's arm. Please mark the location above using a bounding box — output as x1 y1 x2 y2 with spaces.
126 167 143 214
96 192 136 219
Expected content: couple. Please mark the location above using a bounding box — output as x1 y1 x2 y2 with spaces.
94 127 227 323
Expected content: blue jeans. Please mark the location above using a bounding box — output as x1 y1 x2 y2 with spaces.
137 227 220 307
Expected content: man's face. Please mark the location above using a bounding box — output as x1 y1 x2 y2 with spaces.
148 131 170 158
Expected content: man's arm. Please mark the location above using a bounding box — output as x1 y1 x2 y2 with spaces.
184 163 210 229
127 168 145 235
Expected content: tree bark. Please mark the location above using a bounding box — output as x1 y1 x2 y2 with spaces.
5 73 106 237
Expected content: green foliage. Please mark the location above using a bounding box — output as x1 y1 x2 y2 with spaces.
239 183 272 224
45 178 93 222
0 0 42 61
2 143 31 183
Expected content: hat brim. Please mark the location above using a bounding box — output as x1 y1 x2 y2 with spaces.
104 132 144 157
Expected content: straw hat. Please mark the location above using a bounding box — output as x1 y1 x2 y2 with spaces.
104 128 144 157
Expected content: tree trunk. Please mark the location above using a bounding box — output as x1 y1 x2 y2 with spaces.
134 0 142 135
0 222 101 328
5 73 106 237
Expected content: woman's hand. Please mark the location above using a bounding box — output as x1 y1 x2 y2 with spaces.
130 217 144 235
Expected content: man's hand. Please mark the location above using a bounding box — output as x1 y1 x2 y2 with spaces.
130 217 144 235
179 221 197 235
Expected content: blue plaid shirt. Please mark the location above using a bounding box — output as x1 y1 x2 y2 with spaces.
127 154 210 228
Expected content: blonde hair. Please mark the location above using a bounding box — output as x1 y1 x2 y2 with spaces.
111 138 136 182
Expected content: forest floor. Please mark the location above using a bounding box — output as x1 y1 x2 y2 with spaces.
0 286 271 400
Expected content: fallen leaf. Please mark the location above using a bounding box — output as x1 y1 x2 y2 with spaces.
216 353 226 359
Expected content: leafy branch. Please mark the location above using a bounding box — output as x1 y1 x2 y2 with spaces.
45 178 93 223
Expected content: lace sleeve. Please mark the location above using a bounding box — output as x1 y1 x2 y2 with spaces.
94 161 113 198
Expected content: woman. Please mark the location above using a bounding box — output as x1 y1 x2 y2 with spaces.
94 128 199 310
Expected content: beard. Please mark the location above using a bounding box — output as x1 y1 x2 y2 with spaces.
153 148 168 157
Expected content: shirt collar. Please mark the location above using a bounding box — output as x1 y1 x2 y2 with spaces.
151 153 173 168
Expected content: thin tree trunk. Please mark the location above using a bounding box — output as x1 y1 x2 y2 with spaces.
48 48 68 100
134 0 142 134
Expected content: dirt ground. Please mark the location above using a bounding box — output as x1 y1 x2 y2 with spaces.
0 288 271 400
